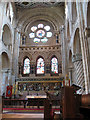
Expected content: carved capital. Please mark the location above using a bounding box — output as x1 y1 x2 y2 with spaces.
72 53 82 63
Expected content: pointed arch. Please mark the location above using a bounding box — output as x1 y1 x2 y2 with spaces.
36 56 44 75
2 24 12 50
73 28 81 54
23 57 30 74
51 55 58 74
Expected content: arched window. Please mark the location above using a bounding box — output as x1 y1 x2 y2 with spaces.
29 23 52 43
51 57 58 74
37 57 44 74
23 58 30 74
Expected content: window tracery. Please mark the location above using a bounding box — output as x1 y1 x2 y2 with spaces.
29 23 52 43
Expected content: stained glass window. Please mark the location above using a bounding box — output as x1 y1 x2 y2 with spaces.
37 58 44 74
29 33 35 38
44 26 50 31
31 26 37 32
33 38 40 43
38 24 44 28
29 23 52 43
46 32 52 37
41 37 48 43
36 30 45 38
51 57 58 74
23 58 30 74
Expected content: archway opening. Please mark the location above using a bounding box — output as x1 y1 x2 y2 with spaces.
2 24 12 50
73 28 81 54
2 52 10 70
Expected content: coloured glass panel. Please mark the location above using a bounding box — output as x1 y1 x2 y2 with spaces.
23 58 30 74
37 58 44 74
44 25 50 31
29 33 35 38
31 26 37 32
33 38 40 43
51 57 58 73
36 29 45 38
46 32 52 37
41 37 48 43
38 24 44 28
29 23 52 43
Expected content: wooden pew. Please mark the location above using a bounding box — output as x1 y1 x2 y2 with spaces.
44 86 84 120
80 94 90 119
44 99 53 120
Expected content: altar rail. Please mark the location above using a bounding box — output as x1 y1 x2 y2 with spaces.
2 98 60 109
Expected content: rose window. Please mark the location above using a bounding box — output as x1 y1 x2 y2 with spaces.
29 24 52 43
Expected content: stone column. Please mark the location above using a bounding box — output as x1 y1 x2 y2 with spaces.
13 29 21 78
8 69 12 85
60 25 67 77
68 67 73 85
77 3 90 93
1 70 8 95
72 53 85 94
85 28 90 93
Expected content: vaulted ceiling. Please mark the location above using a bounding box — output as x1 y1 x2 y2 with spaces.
15 2 65 33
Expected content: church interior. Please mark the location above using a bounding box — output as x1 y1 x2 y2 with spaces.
0 1 90 120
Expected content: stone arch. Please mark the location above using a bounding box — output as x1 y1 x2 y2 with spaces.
72 29 85 94
47 52 61 63
36 55 45 62
2 24 12 50
19 52 32 65
50 55 58 61
73 28 81 55
33 52 46 62
72 2 77 23
1 52 10 70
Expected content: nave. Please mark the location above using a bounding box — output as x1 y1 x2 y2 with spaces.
0 1 90 120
